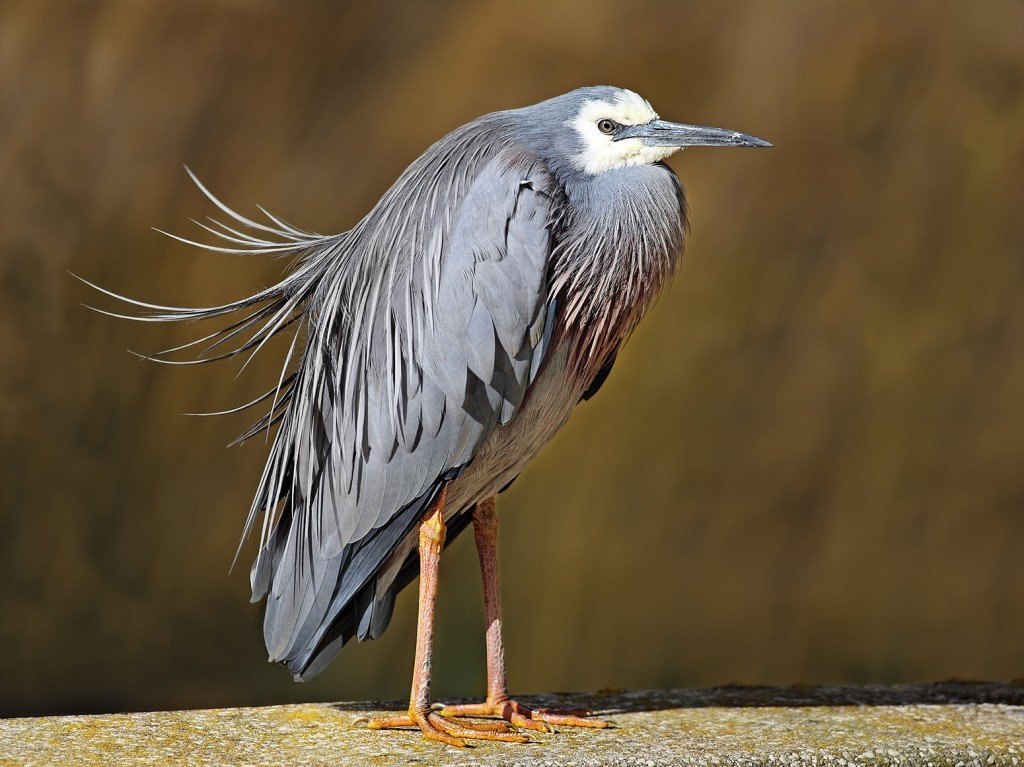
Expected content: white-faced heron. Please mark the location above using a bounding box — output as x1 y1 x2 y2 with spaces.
84 86 770 746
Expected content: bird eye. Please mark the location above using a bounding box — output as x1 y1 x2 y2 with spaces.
597 119 617 135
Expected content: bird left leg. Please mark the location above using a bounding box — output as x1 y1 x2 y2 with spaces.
439 495 609 732
366 487 529 746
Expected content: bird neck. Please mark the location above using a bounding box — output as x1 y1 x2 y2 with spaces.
549 164 686 380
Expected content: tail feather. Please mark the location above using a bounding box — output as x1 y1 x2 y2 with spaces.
287 494 476 681
267 478 445 680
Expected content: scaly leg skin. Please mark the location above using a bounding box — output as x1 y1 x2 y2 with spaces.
439 495 609 732
366 487 529 747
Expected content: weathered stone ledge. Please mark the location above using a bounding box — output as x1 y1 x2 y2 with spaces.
1 681 1021 767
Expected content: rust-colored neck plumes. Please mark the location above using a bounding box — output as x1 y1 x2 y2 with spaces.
549 164 686 382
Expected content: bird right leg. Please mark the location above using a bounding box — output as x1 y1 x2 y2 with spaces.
365 486 529 747
439 495 608 731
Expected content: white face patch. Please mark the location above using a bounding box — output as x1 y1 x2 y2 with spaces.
568 90 678 175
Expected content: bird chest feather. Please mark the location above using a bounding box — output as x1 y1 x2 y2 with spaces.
549 161 687 380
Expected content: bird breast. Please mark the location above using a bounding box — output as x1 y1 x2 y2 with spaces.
549 162 686 381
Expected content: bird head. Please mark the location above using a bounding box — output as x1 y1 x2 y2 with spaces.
525 86 771 176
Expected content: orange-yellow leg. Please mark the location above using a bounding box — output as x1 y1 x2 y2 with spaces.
366 487 529 747
439 495 609 732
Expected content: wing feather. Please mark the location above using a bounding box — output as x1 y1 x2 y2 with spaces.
258 150 563 670
83 127 563 678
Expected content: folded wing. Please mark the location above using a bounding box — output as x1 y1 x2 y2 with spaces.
253 150 564 674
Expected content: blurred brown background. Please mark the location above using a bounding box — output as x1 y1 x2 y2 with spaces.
1 0 1022 718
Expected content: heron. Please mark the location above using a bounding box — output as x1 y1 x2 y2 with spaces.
83 86 770 747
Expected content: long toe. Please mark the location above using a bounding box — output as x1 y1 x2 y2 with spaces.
440 698 609 731
427 712 529 743
365 710 529 746
529 707 610 728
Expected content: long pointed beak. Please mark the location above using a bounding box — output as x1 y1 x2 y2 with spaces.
619 119 772 148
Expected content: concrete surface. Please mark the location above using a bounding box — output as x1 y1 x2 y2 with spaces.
1 682 1021 766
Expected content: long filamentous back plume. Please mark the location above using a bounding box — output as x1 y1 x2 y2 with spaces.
77 169 349 563
80 115 512 581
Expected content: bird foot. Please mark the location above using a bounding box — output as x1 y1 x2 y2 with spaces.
364 707 530 747
438 697 609 732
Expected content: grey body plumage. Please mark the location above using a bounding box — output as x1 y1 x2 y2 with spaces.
85 86 769 681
